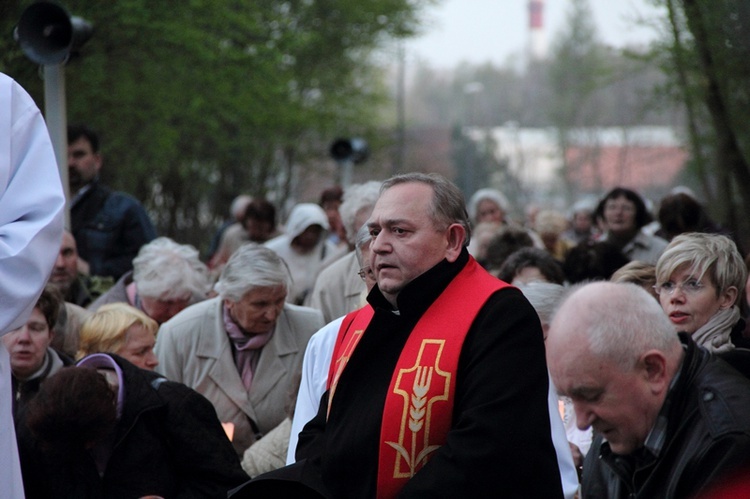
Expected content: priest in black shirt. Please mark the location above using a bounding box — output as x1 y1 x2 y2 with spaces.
231 173 564 498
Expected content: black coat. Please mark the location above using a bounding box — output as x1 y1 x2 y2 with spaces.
582 335 750 498
18 355 248 498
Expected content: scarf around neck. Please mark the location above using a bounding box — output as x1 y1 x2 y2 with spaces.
692 305 739 354
223 303 274 390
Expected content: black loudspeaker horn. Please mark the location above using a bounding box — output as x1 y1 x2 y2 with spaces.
329 138 369 164
14 2 93 65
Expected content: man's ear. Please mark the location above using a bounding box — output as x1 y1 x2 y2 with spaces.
641 350 669 393
444 223 466 263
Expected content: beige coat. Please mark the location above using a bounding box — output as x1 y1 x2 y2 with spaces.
241 417 292 477
154 296 323 456
306 251 367 323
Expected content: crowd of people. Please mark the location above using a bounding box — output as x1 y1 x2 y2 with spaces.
5 70 750 498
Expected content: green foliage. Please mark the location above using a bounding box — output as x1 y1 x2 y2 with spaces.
643 0 750 242
547 0 610 129
2 0 430 251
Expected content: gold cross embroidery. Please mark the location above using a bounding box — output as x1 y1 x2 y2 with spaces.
386 339 451 478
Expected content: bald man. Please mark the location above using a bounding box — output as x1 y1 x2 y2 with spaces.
547 282 750 498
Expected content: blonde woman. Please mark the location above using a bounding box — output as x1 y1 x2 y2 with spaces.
655 233 746 353
611 260 658 300
78 303 159 370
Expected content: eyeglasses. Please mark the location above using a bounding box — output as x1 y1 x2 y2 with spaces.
358 267 371 281
653 279 705 296
604 203 635 213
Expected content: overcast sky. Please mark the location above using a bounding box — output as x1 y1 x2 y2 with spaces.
405 0 665 69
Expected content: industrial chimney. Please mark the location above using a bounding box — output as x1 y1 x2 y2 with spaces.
528 0 547 61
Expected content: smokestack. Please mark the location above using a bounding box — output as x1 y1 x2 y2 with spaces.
528 0 547 61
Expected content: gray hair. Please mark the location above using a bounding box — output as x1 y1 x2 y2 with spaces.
467 188 509 223
516 281 565 327
655 232 746 306
214 244 291 301
381 172 472 247
339 181 381 245
553 282 679 371
230 194 253 219
568 197 597 219
354 224 372 267
133 237 209 302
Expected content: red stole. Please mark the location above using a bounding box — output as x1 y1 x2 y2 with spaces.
326 257 508 498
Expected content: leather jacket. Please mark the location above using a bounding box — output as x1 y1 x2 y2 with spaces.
582 334 750 498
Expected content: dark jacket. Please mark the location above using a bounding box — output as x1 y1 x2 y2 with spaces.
71 181 156 280
11 348 73 420
65 273 114 308
582 334 750 499
18 355 248 498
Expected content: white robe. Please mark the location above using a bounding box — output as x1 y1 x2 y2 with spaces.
0 72 66 498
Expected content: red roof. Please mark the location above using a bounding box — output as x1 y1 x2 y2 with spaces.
565 145 688 191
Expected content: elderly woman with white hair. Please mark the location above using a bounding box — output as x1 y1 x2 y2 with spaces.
467 188 512 259
468 187 510 226
655 232 747 353
89 237 210 324
154 244 324 456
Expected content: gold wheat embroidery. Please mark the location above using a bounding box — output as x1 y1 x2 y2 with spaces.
386 366 441 476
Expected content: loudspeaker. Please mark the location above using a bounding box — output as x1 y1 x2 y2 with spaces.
15 2 93 65
329 138 369 164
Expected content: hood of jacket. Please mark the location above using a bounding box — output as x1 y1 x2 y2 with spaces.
284 203 329 239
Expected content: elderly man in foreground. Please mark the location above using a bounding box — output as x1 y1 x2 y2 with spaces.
547 281 750 498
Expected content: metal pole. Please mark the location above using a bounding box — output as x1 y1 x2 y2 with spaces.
340 159 353 188
394 41 405 175
43 63 70 228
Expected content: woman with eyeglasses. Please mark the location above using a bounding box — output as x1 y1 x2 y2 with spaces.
654 232 747 353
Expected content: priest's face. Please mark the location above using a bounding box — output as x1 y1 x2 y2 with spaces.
367 182 454 307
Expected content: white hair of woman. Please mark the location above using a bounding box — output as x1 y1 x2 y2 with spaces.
230 194 253 220
354 224 372 267
467 188 510 224
339 181 381 246
516 281 566 328
133 237 209 302
214 243 292 301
